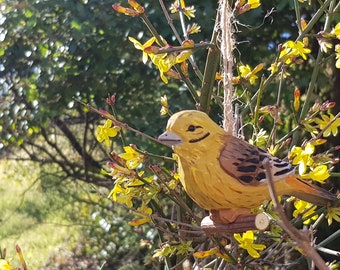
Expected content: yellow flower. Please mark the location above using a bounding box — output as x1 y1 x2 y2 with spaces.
314 113 340 137
119 145 144 169
335 44 340 69
149 52 176 83
170 0 196 20
128 36 157 64
268 62 279 75
330 22 340 40
301 165 330 184
234 230 266 258
289 143 314 175
293 200 318 225
238 63 263 85
160 95 169 116
237 0 261 14
249 128 268 147
187 23 201 35
175 40 194 64
153 243 174 259
326 207 340 225
96 119 120 147
168 173 180 190
287 40 311 60
0 259 15 270
248 0 261 9
109 180 133 207
194 247 218 258
160 95 168 107
129 202 152 226
318 37 333 53
279 40 311 64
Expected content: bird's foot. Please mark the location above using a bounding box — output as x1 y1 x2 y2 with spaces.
209 208 252 224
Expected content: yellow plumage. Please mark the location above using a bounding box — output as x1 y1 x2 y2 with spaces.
158 110 335 221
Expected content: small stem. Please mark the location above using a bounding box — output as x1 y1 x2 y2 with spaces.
267 66 285 147
138 149 174 161
139 13 200 103
158 0 203 81
294 0 302 33
316 246 340 257
74 98 164 145
317 229 340 247
242 72 276 117
253 75 265 130
178 1 188 40
199 36 220 111
295 0 333 42
111 105 127 146
159 0 182 42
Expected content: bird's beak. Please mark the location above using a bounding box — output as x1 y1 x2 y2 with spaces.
158 131 183 147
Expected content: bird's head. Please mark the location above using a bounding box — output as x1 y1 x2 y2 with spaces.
158 110 225 150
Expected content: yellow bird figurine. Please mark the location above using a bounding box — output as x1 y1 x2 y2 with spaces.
158 110 336 223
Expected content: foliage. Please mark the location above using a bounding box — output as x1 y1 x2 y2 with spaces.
89 0 340 269
1 0 340 269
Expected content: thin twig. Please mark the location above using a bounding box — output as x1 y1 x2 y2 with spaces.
159 0 182 43
267 65 285 146
315 246 340 257
73 98 164 146
158 0 203 80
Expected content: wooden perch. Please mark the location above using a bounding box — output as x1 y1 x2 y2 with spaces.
201 212 271 234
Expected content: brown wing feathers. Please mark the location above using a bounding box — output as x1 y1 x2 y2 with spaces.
219 136 294 185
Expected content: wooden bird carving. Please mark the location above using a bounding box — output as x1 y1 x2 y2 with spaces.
158 110 336 223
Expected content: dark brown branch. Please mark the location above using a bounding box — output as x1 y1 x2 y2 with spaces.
53 117 100 169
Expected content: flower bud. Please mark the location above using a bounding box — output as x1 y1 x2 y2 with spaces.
283 137 292 147
258 115 265 123
182 39 195 48
293 87 300 112
320 100 336 111
106 94 116 106
112 4 139 16
128 0 144 13
143 45 160 54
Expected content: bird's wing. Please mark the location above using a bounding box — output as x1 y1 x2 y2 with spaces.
219 136 294 186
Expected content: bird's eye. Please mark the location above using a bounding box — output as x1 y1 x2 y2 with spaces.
187 125 196 132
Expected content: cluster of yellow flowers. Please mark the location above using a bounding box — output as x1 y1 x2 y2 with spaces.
107 0 340 264
129 37 194 83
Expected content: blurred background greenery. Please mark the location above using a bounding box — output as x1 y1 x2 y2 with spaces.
0 0 339 269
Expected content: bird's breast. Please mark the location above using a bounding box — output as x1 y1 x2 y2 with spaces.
176 153 274 210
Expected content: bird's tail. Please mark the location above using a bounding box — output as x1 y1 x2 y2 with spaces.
286 175 336 206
